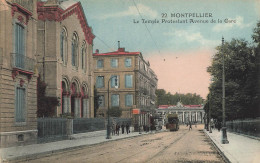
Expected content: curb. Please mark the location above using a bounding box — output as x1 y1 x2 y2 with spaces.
203 130 231 163
1 131 155 163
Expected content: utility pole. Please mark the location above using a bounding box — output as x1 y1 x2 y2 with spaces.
221 37 229 144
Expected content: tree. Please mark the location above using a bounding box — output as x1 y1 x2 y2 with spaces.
207 37 258 120
107 107 122 117
37 77 59 117
155 89 204 106
252 21 260 116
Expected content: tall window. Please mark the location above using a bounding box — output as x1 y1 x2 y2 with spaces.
14 23 25 68
81 42 86 70
125 74 133 88
97 59 104 68
15 87 26 122
98 95 105 107
111 75 119 88
125 94 133 106
111 94 119 107
60 28 67 63
125 58 132 67
96 76 104 88
71 33 78 67
111 58 118 68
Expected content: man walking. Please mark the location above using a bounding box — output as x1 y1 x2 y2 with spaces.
126 123 130 134
121 123 125 134
189 121 192 131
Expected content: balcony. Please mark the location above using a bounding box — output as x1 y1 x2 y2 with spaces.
12 53 35 73
7 0 33 12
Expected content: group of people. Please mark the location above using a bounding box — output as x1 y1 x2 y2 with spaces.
112 123 130 136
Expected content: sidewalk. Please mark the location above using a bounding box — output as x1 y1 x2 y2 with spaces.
0 129 154 162
204 129 260 163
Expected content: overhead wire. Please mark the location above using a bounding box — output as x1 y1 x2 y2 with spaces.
95 35 115 52
132 0 161 54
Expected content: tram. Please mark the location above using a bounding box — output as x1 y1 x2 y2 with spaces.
166 113 179 131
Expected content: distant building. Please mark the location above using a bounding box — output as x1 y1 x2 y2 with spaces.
36 0 95 118
156 102 205 125
93 47 158 119
0 0 38 147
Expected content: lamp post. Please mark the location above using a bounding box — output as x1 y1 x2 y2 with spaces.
209 91 212 133
106 76 118 139
221 37 229 144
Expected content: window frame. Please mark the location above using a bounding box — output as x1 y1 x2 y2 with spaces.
97 59 104 68
71 33 78 67
125 94 133 107
96 76 104 88
125 58 132 67
111 75 119 88
111 94 119 107
15 85 27 124
111 58 118 68
125 74 133 88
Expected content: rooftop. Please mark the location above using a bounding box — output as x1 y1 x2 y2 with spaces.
93 48 141 56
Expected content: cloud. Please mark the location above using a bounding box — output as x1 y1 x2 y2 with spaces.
213 16 253 32
164 29 218 47
97 3 158 19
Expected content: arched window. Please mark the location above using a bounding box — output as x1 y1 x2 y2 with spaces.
60 28 67 64
81 41 86 70
71 33 78 67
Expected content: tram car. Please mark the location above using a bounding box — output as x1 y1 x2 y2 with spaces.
166 113 179 131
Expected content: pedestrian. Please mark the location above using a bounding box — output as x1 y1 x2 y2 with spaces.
116 123 120 135
112 123 116 135
189 121 192 130
126 123 130 134
217 121 221 132
121 123 125 134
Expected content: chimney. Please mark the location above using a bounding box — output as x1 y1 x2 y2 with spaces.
118 48 125 52
95 49 99 54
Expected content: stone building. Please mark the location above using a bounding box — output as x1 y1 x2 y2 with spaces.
93 47 158 119
0 0 38 147
156 102 205 126
36 0 95 118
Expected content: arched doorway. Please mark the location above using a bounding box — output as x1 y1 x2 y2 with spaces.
61 78 70 114
81 83 89 118
71 79 81 118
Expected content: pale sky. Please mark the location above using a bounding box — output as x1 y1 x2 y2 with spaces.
80 0 260 99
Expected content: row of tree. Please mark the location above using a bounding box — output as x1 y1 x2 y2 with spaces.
206 21 260 121
155 89 204 105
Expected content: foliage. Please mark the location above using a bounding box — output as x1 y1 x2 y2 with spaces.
37 76 59 117
107 107 122 117
155 89 204 106
207 22 260 120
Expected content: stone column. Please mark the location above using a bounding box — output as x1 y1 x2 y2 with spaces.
74 98 80 118
195 112 198 122
182 112 185 123
64 96 70 113
83 98 89 118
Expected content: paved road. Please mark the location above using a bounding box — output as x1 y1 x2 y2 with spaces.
14 125 224 163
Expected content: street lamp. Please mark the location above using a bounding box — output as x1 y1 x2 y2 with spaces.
221 37 229 144
209 91 212 133
106 76 118 139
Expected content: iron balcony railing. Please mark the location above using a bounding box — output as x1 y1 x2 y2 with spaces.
12 53 35 72
6 0 33 12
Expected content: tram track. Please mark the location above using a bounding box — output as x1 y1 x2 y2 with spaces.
114 130 189 163
144 130 189 163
